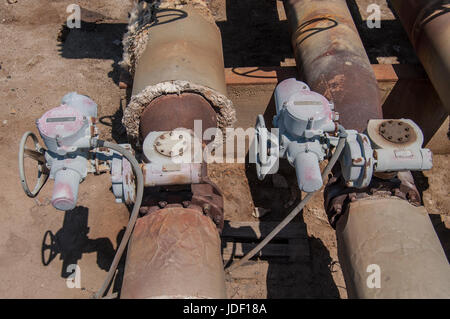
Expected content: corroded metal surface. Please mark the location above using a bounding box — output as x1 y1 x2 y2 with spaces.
378 120 415 144
283 0 382 131
324 170 422 228
138 164 225 231
120 207 227 299
391 0 450 112
139 93 217 140
123 3 235 145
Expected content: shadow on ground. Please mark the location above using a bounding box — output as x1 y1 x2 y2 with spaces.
217 0 293 68
41 207 126 295
412 171 450 262
241 159 340 298
346 0 419 64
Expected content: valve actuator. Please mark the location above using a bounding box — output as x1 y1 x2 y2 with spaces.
19 93 134 211
36 93 98 210
254 78 432 192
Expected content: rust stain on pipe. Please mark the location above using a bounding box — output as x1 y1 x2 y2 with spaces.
140 93 217 140
121 207 227 299
283 0 382 131
390 0 450 112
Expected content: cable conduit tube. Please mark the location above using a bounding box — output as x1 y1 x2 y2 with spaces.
92 140 144 299
226 127 347 273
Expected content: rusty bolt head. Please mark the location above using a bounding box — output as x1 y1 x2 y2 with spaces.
182 201 190 208
202 204 211 215
139 207 149 215
158 201 168 208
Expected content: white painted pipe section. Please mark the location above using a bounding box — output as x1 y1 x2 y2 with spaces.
374 148 433 172
142 163 202 187
337 197 450 298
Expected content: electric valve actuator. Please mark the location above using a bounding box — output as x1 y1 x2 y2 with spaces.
19 93 135 211
254 78 433 192
36 93 98 210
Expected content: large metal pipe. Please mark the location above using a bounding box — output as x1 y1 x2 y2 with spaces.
286 0 450 298
390 0 450 112
283 0 382 132
336 197 450 298
119 1 229 299
131 6 227 96
121 207 227 299
122 1 235 145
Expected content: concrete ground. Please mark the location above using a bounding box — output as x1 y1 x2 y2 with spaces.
0 0 448 298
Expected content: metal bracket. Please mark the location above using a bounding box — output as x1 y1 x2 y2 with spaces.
111 144 136 205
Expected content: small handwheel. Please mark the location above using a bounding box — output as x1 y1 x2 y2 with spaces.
19 131 49 197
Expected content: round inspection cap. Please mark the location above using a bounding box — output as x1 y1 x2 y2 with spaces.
379 120 414 144
37 105 85 139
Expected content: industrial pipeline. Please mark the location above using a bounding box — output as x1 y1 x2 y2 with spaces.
18 0 450 299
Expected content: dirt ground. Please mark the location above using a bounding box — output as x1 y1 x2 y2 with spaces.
0 0 448 299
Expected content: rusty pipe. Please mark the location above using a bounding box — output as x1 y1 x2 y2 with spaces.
120 208 227 299
139 93 217 141
132 6 227 96
325 124 450 298
390 0 450 112
288 0 450 298
283 0 382 131
123 2 235 144
120 2 228 299
336 197 450 298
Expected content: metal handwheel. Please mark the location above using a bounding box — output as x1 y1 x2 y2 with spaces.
18 131 49 197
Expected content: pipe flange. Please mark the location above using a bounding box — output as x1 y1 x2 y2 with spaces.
340 131 374 188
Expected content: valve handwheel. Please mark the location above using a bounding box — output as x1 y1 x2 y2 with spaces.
19 131 49 197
